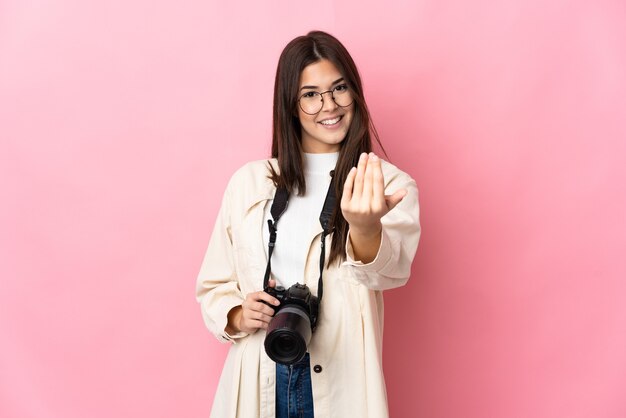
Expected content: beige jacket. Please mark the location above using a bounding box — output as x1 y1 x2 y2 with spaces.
196 158 420 418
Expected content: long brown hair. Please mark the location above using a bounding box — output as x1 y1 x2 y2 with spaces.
269 30 385 265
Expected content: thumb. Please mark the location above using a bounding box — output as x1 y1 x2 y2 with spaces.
384 188 407 211
268 279 277 289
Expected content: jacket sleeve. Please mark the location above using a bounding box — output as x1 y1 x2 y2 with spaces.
343 166 421 291
195 178 248 343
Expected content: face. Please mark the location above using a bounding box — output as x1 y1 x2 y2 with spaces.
297 59 354 153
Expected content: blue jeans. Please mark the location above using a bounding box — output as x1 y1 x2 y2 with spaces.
275 353 314 418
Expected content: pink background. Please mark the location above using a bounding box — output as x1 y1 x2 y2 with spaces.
2 1 625 417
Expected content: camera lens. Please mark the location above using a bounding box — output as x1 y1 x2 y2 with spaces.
264 306 312 365
276 334 296 354
269 330 304 362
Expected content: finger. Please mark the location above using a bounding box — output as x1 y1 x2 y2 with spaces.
243 319 267 331
245 290 269 303
268 279 277 288
249 299 278 317
371 154 385 206
341 167 356 207
258 291 281 308
363 153 376 201
243 291 278 313
245 309 274 324
384 188 407 211
353 152 368 199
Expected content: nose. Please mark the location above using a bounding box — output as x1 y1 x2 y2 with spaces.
320 91 338 112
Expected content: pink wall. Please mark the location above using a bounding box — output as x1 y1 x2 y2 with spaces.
1 1 625 417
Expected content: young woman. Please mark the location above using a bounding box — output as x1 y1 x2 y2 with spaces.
196 31 420 418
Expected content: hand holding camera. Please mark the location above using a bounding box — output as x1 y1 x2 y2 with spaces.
227 279 280 334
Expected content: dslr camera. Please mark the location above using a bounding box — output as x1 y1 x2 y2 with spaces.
263 283 319 365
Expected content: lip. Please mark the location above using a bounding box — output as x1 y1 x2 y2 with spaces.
317 115 344 128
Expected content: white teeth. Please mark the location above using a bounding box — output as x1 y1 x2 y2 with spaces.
320 116 341 125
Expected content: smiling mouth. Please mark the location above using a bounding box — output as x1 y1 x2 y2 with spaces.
318 116 343 126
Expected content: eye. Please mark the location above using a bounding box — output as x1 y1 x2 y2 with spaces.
301 91 319 99
334 84 349 92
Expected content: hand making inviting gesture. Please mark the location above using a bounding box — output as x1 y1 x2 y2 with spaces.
341 152 407 263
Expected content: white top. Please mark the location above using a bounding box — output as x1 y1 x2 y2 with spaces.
262 152 339 289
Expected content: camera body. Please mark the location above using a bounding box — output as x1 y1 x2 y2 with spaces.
265 283 319 328
263 283 319 365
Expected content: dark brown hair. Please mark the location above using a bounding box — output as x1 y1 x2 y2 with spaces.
269 30 385 265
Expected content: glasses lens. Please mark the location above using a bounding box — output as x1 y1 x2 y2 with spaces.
299 92 323 115
333 85 353 107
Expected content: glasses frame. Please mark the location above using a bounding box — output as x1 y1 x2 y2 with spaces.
297 86 354 115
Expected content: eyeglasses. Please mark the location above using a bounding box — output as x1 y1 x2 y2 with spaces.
297 84 354 115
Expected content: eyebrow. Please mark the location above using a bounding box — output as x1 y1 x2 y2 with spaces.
300 77 345 92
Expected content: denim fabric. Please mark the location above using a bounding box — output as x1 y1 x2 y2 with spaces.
275 353 314 418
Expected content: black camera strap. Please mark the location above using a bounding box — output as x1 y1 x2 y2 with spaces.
262 171 337 304
263 186 289 288
316 171 336 302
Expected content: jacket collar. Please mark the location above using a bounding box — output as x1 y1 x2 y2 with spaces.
242 159 278 213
